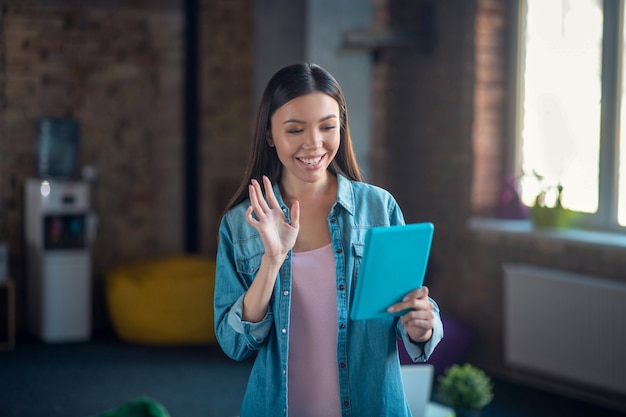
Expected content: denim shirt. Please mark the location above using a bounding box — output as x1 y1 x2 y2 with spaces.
214 174 444 417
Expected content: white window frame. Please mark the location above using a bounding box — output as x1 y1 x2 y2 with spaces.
511 0 626 233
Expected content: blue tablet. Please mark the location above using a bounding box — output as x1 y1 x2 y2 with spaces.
350 222 434 321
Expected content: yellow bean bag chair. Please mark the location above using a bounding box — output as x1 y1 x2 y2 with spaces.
105 256 216 345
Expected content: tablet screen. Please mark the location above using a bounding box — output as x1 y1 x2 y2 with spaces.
350 222 434 320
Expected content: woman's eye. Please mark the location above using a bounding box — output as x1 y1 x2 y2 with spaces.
321 125 336 131
287 129 303 134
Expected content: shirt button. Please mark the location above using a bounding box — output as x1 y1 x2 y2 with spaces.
330 218 336 224
340 324 346 329
343 400 350 407
283 290 289 296
338 284 345 291
282 328 287 334
340 362 346 368
336 248 342 254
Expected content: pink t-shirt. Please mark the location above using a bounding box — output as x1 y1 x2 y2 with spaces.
288 243 341 417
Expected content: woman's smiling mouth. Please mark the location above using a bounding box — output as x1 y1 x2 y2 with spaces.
297 155 325 166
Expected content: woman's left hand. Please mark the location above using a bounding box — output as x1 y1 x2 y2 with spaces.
388 286 434 343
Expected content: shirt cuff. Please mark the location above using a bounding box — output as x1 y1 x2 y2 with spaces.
398 310 444 362
226 294 274 347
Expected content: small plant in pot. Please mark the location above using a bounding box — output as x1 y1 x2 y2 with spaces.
436 363 494 417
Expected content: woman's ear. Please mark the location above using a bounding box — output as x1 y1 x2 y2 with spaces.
266 132 275 147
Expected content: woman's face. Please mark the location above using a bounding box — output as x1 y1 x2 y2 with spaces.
269 92 340 186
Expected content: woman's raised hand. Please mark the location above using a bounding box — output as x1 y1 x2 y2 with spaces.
246 176 300 262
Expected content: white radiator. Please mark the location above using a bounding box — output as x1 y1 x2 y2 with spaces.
503 263 626 396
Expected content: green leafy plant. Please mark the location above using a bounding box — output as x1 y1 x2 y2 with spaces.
525 171 578 228
436 363 494 410
533 172 563 209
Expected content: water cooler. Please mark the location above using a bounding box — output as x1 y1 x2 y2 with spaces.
24 178 95 342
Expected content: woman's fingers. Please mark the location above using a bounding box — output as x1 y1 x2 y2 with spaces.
249 179 270 218
263 176 280 209
388 286 430 313
252 180 270 212
248 184 262 218
401 309 433 325
245 205 257 225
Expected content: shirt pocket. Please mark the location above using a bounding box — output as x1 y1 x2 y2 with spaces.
234 244 264 281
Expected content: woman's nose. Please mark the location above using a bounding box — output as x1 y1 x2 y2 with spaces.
303 130 322 148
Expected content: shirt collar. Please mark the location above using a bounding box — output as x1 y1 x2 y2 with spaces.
272 173 356 216
335 173 355 215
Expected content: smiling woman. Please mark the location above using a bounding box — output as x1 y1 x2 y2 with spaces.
267 92 341 188
213 63 444 417
223 63 361 212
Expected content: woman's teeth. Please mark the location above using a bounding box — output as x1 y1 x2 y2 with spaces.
299 156 322 165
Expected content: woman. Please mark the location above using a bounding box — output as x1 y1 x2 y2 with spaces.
214 63 443 416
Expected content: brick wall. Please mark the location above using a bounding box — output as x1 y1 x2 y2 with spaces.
369 0 477 312
472 0 508 216
0 3 184 330
199 0 254 256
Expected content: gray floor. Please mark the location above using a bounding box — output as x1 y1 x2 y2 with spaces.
1 336 625 417
0 337 252 417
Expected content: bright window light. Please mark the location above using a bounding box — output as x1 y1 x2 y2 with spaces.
518 0 603 212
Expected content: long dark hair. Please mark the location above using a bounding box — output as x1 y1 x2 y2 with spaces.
224 63 362 212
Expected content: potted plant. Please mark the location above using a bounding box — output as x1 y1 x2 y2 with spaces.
525 171 577 229
436 363 494 417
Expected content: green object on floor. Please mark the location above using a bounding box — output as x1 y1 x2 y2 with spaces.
94 397 170 417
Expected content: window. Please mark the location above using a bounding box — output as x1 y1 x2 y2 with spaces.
516 0 625 231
